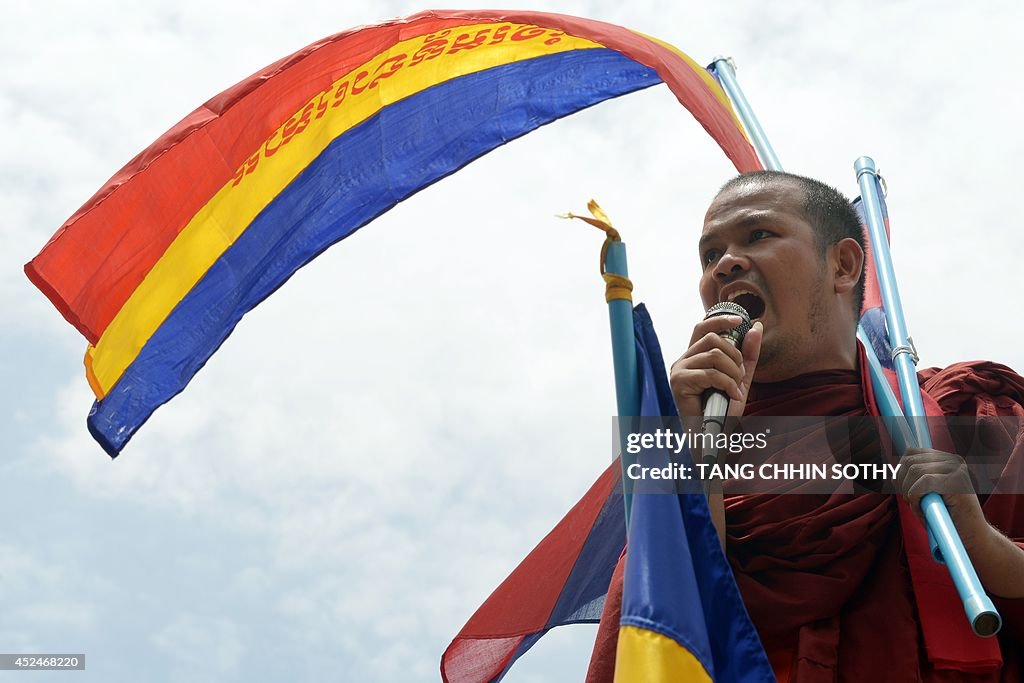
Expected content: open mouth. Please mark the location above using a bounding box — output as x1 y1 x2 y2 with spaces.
728 292 766 321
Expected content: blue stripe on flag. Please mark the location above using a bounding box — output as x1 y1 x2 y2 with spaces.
87 50 661 455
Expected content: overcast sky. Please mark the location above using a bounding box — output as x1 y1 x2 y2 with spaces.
3 1 1023 681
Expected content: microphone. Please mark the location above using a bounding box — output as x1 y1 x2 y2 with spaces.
700 301 752 474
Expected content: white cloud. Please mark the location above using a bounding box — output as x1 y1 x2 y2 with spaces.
151 613 247 679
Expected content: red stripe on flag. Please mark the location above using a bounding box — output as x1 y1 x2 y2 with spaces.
25 15 476 343
442 463 618 682
27 10 758 344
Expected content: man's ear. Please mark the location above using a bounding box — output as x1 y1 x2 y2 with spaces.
832 237 864 295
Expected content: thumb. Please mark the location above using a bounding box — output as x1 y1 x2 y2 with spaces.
739 322 763 397
726 322 762 419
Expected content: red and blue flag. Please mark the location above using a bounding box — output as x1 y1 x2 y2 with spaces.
443 305 773 682
25 10 758 456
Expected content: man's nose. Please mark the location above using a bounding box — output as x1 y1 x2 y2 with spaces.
713 251 750 281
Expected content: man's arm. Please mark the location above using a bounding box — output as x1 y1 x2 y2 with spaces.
898 449 1024 598
669 317 763 545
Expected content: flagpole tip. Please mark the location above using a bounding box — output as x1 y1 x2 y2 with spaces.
854 156 877 177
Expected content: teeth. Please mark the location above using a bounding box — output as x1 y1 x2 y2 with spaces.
725 289 756 302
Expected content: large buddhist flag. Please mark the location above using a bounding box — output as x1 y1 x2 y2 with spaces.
26 10 758 456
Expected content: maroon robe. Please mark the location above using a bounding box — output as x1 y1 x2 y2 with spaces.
586 358 1024 682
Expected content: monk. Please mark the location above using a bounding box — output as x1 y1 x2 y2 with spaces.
586 171 1024 682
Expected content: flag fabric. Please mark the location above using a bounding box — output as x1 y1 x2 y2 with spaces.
613 308 773 682
440 460 625 682
25 10 759 456
442 305 772 682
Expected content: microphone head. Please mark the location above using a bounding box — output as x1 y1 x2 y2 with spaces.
704 301 753 346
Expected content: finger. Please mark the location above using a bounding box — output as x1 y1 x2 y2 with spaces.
679 332 745 367
895 459 912 494
673 347 745 389
903 472 937 517
896 461 950 497
904 449 964 465
696 368 744 401
901 485 927 526
906 473 958 513
904 463 976 500
688 315 746 346
897 456 937 493
898 451 963 491
670 364 743 401
897 461 945 497
672 367 743 401
738 322 763 395
899 453 964 481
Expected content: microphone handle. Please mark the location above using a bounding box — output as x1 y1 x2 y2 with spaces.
701 391 729 468
697 302 749 491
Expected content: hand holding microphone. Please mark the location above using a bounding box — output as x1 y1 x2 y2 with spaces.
671 302 762 504
669 302 763 426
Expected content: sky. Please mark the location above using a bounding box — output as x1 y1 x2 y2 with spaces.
3 1 1023 681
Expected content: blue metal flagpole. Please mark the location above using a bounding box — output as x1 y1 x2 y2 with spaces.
709 57 782 171
604 240 640 532
709 58 1000 636
856 326 917 454
563 204 640 532
856 158 1000 636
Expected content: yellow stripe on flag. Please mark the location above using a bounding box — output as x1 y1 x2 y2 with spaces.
86 24 601 398
630 31 750 143
614 625 713 682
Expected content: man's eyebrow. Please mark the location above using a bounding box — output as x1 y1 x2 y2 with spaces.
699 214 776 250
698 232 719 251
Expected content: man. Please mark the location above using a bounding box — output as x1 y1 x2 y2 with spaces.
586 171 1024 682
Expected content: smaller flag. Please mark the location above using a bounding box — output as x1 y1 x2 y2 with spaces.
614 308 774 682
442 305 773 681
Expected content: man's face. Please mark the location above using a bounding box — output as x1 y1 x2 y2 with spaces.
698 179 837 382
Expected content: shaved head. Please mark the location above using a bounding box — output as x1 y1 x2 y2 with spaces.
717 171 867 320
